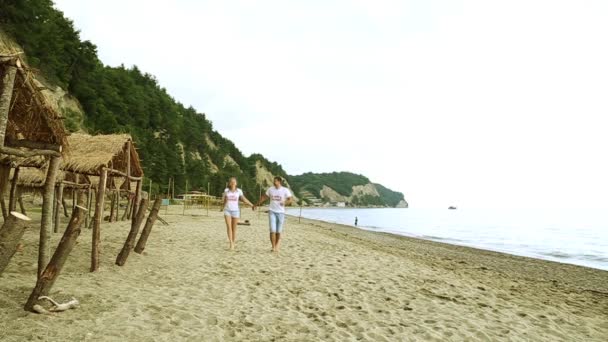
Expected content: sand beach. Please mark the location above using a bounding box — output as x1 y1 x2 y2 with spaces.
1 206 607 341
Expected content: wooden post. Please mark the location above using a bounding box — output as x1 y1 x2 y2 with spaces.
114 189 120 221
0 63 17 147
38 156 61 277
148 179 152 199
17 189 26 215
0 164 10 219
167 177 171 199
72 187 76 210
53 182 64 233
61 195 69 218
8 167 19 212
0 211 31 275
134 198 162 254
122 191 131 221
76 186 86 207
132 180 142 220
91 169 107 272
109 188 115 223
207 182 210 216
299 203 303 223
182 180 188 215
116 198 148 266
24 206 86 312
85 185 92 228
125 141 131 190
172 177 175 200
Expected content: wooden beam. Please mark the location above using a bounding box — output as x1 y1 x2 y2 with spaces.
5 137 62 153
134 198 162 254
0 146 61 158
0 211 32 276
116 198 148 266
38 156 61 277
59 180 90 189
102 167 142 181
0 64 17 148
24 206 86 312
90 168 107 272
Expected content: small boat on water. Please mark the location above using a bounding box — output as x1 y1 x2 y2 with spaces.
448 206 457 210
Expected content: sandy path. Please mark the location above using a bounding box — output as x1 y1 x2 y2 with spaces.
1 207 607 341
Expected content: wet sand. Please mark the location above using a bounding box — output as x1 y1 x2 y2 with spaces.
1 206 607 341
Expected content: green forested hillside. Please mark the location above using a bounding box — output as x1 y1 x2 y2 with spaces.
0 0 406 206
291 172 370 197
0 0 262 196
291 172 406 207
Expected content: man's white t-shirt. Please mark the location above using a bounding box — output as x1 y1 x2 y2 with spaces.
224 188 243 211
266 186 292 213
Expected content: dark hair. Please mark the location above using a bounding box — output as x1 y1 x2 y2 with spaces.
273 176 283 183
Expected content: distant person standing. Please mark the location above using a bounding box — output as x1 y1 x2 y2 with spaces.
256 176 293 253
222 177 255 250
355 217 358 226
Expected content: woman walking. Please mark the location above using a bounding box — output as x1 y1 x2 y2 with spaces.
223 177 255 250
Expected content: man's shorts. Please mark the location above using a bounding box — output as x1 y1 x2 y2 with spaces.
268 211 285 233
224 209 240 218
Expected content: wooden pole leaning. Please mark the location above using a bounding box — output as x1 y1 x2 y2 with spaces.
116 198 148 266
134 198 162 254
24 206 86 312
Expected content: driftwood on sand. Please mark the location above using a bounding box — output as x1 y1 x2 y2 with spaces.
32 296 79 314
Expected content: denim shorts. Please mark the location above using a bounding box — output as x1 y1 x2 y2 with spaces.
269 211 285 233
224 209 240 218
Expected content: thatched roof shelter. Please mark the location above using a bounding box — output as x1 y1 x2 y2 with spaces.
0 36 68 151
4 133 143 178
0 64 68 147
62 133 143 177
16 167 63 189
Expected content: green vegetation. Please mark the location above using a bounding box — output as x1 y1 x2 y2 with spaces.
373 183 406 207
0 0 259 196
290 172 370 197
291 172 405 207
0 0 407 206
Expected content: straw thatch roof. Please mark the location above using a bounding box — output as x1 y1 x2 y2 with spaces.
1 63 68 147
1 34 69 148
17 167 63 188
62 133 143 176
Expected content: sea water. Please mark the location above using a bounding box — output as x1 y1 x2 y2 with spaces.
286 208 608 271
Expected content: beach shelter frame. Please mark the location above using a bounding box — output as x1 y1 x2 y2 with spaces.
0 53 69 278
59 133 144 272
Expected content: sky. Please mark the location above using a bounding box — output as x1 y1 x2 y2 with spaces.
53 0 608 209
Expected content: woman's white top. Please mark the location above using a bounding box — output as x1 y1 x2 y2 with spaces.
224 188 243 211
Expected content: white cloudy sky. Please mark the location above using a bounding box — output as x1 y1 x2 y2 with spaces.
54 0 608 209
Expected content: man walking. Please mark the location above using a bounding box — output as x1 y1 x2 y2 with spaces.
256 176 293 253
